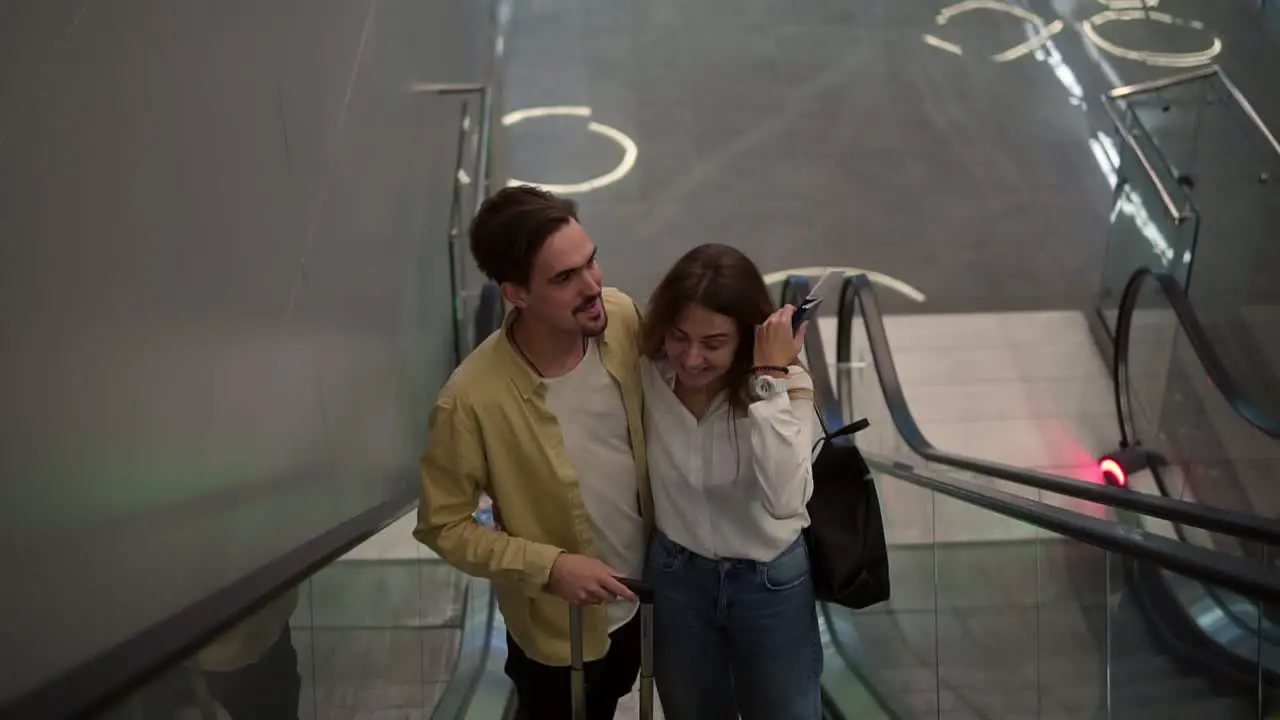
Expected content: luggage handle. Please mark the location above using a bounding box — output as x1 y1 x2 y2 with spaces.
569 577 654 720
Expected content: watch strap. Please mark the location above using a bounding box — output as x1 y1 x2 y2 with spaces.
752 365 788 375
750 373 788 401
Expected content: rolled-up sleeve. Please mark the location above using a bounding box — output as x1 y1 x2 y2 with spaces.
747 366 816 519
413 398 563 594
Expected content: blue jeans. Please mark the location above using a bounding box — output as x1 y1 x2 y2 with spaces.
645 530 823 720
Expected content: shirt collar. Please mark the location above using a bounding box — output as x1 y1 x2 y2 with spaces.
499 307 614 399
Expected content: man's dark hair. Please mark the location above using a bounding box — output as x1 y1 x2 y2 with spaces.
469 185 579 286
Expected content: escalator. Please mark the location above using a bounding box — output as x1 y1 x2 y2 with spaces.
0 285 509 720
20 267 1280 719
785 269 1280 718
462 269 1280 719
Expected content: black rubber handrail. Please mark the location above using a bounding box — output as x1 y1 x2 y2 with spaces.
1 493 419 719
1112 269 1280 633
781 276 1280 606
4 287 510 720
1112 266 1280 448
794 272 1280 703
864 456 1280 606
819 273 1280 546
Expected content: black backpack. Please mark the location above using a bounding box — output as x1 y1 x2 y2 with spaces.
803 417 891 609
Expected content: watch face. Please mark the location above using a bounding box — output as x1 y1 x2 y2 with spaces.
752 374 775 399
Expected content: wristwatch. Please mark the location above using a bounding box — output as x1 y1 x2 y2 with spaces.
749 372 789 402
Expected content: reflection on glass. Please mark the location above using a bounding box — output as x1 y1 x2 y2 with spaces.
832 272 1279 717
96 589 304 720
1171 84 1280 421
90 517 471 720
1123 278 1280 522
197 590 302 719
1095 101 1200 335
1108 70 1280 419
820 461 1274 718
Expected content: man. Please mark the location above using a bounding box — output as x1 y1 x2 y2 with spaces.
414 185 651 720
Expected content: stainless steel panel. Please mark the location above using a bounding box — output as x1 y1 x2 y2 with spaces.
0 0 494 704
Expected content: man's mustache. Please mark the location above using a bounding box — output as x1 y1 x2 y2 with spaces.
574 295 602 313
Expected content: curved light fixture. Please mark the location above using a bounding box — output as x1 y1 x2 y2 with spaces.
1082 9 1222 68
1095 0 1160 8
924 1 1064 63
922 0 1222 70
501 105 639 194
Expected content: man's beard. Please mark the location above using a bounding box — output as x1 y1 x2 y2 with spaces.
575 294 607 337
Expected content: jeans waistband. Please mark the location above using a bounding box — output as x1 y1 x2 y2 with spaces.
652 528 803 569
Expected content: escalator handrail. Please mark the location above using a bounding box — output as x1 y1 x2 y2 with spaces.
795 277 1280 704
3 493 420 720
824 273 1280 546
861 453 1280 606
7 289 510 720
783 276 1280 607
1113 266 1280 446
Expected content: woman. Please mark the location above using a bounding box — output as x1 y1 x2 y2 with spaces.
640 243 821 720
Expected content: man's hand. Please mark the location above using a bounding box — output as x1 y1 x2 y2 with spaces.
547 553 637 605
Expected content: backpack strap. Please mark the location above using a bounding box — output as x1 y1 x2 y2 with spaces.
811 404 870 453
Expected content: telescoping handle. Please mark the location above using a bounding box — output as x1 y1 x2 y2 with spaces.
569 578 654 720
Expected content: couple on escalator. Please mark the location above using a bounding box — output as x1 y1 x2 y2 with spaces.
414 185 823 720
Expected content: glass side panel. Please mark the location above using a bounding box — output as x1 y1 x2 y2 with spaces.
89 512 473 720
1106 552 1264 718
1123 275 1280 525
1123 271 1280 647
821 463 1270 720
836 281 1276 718
1113 71 1280 420
1175 82 1280 422
1095 99 1200 336
449 99 501 358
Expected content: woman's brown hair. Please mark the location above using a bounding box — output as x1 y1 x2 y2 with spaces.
641 243 776 410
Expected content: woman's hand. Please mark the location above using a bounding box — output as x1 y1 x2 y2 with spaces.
754 305 807 370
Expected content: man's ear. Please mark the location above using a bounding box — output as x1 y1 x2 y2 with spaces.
500 281 528 309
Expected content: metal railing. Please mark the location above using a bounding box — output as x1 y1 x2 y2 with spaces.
1101 65 1280 225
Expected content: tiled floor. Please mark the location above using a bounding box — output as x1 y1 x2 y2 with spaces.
813 308 1121 547
338 512 436 562
296 515 463 720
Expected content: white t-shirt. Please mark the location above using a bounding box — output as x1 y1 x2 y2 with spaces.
543 340 645 630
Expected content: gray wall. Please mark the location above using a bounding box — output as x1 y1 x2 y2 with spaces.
0 0 493 703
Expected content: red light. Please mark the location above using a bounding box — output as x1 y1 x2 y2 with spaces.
1099 457 1127 487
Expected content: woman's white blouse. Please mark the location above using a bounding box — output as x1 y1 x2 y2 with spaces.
641 359 816 562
